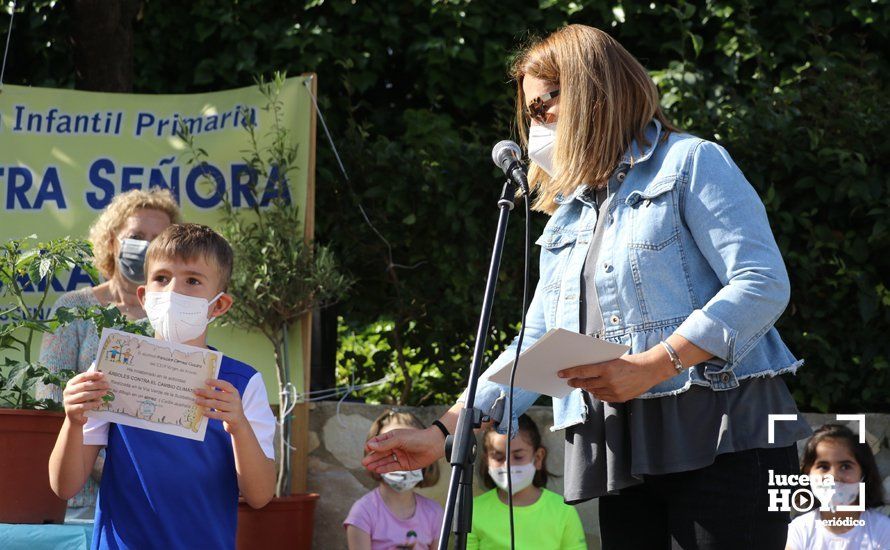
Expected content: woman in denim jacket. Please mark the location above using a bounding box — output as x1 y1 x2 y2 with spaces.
365 25 811 549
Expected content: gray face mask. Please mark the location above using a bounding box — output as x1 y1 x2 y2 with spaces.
117 238 150 284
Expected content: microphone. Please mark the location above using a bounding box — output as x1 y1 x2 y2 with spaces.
491 140 529 191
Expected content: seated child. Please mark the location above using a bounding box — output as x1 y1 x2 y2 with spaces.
786 423 890 549
467 414 586 550
345 410 444 550
49 223 277 550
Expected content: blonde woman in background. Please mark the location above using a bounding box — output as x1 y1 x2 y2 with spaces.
38 188 180 519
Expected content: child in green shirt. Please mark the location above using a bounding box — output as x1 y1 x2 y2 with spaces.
467 414 587 549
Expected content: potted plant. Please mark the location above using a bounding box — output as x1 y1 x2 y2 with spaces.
182 73 350 549
0 236 150 525
0 236 95 523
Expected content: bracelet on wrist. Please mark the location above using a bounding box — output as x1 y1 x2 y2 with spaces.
431 419 450 439
660 340 686 374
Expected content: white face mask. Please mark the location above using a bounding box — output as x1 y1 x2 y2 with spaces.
809 474 863 511
143 291 223 344
527 122 557 176
488 462 537 495
381 470 424 493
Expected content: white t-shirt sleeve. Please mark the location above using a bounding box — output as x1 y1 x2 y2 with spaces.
241 372 276 460
785 512 814 550
864 509 890 546
82 416 110 446
81 362 110 446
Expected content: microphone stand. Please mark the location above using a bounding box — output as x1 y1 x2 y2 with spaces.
438 177 522 550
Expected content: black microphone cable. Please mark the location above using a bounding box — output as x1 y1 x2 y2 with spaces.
504 181 531 550
489 140 532 550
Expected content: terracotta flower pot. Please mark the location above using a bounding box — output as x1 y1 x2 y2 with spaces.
236 493 319 550
0 409 67 524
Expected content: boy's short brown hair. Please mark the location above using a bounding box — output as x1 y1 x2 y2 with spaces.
145 223 234 291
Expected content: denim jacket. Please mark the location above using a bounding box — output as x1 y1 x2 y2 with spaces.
469 120 803 434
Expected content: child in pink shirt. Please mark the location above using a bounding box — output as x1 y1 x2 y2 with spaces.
345 411 444 550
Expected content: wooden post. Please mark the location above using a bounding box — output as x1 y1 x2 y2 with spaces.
289 73 318 494
287 317 311 493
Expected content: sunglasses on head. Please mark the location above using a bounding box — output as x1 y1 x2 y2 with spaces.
526 89 560 124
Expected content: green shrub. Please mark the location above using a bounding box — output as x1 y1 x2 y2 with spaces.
3 0 887 410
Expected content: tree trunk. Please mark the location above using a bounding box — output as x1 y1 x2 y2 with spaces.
272 335 291 497
70 0 141 92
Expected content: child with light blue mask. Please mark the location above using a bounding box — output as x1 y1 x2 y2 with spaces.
346 410 444 550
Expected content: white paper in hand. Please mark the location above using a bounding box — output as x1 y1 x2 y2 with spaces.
487 328 630 398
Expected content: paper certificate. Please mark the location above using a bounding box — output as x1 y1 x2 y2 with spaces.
88 328 222 441
487 328 630 398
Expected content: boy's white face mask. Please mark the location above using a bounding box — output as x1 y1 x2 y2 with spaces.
527 122 557 176
144 291 223 343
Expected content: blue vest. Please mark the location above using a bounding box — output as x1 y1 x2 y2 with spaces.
91 354 257 550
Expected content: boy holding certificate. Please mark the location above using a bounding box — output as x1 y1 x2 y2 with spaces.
49 224 277 550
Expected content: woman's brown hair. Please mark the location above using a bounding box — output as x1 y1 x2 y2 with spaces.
512 24 677 214
479 414 555 489
365 410 440 488
800 423 884 509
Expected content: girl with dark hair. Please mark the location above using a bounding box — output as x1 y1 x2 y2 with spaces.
467 414 586 549
786 424 890 549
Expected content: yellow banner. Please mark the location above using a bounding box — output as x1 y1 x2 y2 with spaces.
0 75 317 402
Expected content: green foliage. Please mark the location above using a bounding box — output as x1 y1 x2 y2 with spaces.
0 235 145 409
337 317 520 406
3 0 889 411
0 1 72 89
57 304 153 340
0 361 74 410
0 236 96 409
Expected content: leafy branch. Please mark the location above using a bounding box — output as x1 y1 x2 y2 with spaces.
0 237 99 410
180 72 351 496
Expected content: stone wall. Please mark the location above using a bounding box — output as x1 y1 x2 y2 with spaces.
305 403 890 549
